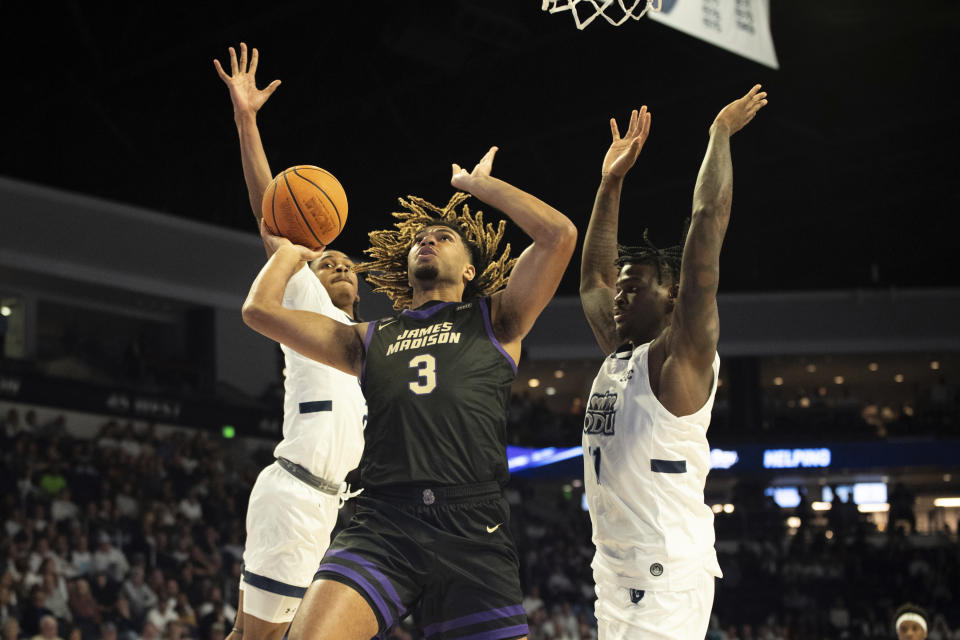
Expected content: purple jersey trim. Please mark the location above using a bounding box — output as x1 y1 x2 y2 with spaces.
361 321 377 383
401 300 456 319
478 297 517 374
326 549 406 615
424 604 526 636
316 562 393 628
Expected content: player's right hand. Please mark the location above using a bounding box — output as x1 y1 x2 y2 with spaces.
602 106 651 178
259 220 324 261
213 42 281 116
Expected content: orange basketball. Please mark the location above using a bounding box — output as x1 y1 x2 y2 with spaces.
261 165 348 250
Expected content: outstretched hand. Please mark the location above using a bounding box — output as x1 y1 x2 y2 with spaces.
259 220 324 261
213 42 281 116
602 106 652 178
451 146 497 192
712 84 768 136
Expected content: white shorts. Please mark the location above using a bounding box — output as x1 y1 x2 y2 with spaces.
239 462 340 623
595 570 715 640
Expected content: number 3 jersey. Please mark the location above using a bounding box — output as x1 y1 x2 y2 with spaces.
358 298 517 489
583 341 723 592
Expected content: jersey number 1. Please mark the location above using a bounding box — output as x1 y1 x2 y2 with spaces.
408 354 437 395
590 446 602 485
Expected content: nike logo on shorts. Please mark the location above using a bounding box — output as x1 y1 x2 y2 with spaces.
486 523 502 533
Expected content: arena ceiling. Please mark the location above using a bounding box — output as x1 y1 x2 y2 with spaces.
2 1 958 296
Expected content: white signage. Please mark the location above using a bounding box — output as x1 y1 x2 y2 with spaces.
648 0 779 69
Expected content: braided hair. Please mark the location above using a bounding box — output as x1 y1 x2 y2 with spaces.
615 220 690 285
353 192 517 310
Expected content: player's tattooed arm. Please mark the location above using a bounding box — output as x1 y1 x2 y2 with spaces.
451 147 578 358
214 42 281 246
668 85 768 370
581 107 652 354
242 223 367 376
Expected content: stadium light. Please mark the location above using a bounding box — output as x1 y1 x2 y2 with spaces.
0 306 10 317
933 497 960 508
528 378 540 388
711 504 723 514
723 504 734 514
786 516 801 529
857 503 889 513
812 501 832 511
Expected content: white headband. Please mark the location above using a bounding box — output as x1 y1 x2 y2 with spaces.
896 612 928 633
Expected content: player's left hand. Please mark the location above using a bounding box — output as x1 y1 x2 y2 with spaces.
259 220 324 261
451 146 497 192
712 84 768 136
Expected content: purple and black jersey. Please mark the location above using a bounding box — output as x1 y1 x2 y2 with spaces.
359 297 517 488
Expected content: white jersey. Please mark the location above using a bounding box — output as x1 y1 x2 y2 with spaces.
272 266 366 483
583 341 722 592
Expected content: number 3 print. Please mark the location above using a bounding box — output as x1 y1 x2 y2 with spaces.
408 354 437 395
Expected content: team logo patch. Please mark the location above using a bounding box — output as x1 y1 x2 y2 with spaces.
422 489 436 505
583 391 618 436
629 588 645 604
650 563 663 577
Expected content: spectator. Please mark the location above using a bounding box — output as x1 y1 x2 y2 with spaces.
49 492 78 525
0 583 20 627
107 594 137 640
139 621 160 640
39 574 69 626
120 568 156 621
1 618 20 640
91 535 128 583
68 538 91 579
176 493 201 523
38 465 67 499
29 614 61 640
522 585 545 616
18 586 52 637
67 579 99 637
144 592 177 634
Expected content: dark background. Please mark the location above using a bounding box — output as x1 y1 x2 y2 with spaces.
2 1 958 295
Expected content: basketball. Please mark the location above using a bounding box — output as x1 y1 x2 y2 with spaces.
261 165 348 250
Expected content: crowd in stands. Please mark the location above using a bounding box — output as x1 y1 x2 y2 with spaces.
510 473 960 640
1 410 253 639
2 406 958 640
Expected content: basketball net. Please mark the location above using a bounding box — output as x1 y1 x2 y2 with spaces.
541 0 662 29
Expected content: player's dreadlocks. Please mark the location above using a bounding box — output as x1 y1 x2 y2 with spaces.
615 219 690 284
354 192 517 310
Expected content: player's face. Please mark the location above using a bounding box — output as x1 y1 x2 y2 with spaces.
311 250 359 311
613 263 676 344
898 621 926 640
408 226 475 289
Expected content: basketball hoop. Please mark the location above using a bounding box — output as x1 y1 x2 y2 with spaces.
541 0 662 29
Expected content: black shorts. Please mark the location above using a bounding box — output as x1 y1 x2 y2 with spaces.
315 482 528 640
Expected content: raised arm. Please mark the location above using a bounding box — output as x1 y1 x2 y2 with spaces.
450 147 578 356
667 85 767 370
580 107 652 354
213 42 281 253
242 222 368 376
